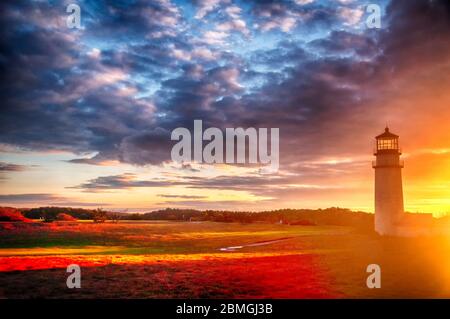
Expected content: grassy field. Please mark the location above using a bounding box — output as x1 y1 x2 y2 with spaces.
0 221 449 298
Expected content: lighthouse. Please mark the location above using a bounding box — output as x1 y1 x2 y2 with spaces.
373 127 405 235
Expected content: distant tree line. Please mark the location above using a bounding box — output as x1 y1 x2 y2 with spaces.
134 207 374 229
14 206 374 228
21 207 108 222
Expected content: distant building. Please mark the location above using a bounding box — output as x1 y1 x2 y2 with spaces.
372 127 435 236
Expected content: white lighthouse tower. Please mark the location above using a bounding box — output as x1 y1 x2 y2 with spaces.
373 127 405 235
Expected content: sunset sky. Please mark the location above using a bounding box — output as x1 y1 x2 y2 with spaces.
1 0 449 215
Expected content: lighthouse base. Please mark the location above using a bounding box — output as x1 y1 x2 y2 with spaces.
375 213 436 237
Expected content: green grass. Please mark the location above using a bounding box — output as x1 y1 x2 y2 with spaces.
1 221 449 298
0 221 345 251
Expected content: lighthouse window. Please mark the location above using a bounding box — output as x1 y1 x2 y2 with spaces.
377 139 398 150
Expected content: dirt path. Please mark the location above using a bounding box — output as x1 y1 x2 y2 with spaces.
219 236 296 251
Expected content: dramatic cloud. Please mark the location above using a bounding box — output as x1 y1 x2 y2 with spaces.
68 173 180 191
1 0 449 211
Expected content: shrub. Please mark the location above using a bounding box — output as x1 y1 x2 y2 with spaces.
93 209 107 223
0 207 32 222
56 213 77 221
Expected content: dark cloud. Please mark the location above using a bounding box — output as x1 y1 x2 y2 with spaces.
0 0 449 182
0 194 59 202
250 0 340 32
308 30 379 57
154 199 272 210
0 162 29 172
68 173 180 191
0 193 109 207
67 158 105 165
52 201 111 207
118 128 173 165
379 0 450 73
82 0 182 40
67 172 283 192
180 163 201 172
68 168 360 201
157 194 207 199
